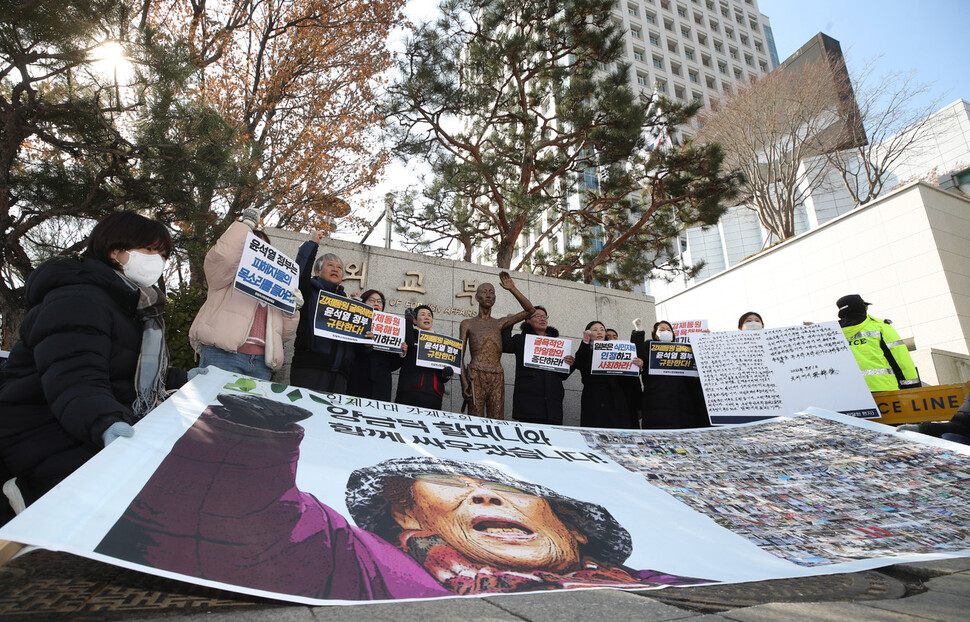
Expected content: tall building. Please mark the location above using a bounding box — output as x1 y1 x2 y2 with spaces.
495 0 779 271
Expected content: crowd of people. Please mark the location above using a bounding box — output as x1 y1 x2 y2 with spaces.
0 211 949 523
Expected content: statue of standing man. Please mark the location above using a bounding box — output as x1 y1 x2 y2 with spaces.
459 272 534 420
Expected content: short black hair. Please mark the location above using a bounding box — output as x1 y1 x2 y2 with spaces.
84 211 172 268
414 304 433 318
360 289 386 308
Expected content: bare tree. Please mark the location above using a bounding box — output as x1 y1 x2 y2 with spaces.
824 60 941 206
696 59 851 242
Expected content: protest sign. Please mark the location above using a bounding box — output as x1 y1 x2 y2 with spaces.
690 322 878 424
233 232 299 314
312 292 373 344
2 370 969 607
370 311 405 354
416 329 462 374
670 319 708 343
591 340 638 376
524 334 572 373
647 341 698 377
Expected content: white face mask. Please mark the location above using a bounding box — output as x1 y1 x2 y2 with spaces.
743 321 763 331
120 250 165 288
656 330 674 342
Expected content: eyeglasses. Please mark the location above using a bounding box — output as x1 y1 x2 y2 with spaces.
531 314 548 320
408 473 531 496
365 297 383 305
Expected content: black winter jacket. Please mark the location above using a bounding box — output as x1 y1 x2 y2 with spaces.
395 317 450 410
503 324 570 425
0 254 144 494
571 341 638 429
631 331 709 429
292 240 357 377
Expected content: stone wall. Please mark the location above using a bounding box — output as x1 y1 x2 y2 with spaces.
266 228 656 425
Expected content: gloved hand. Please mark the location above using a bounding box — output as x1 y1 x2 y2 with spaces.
290 288 304 312
241 208 261 229
103 421 134 447
404 307 414 322
441 366 454 382
208 393 312 431
632 318 642 331
187 367 210 381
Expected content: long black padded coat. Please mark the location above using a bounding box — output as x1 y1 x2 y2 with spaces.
503 324 570 425
0 254 144 501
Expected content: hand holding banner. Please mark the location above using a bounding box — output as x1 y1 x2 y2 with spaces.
233 232 299 314
370 311 405 354
524 334 572 372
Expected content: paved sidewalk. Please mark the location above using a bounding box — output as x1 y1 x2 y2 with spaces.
1 552 969 621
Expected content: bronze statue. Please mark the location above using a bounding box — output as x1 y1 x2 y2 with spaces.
459 272 534 419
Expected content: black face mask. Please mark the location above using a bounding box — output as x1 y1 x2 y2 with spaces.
838 310 868 328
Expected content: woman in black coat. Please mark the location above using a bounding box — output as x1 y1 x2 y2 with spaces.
503 306 575 425
395 305 452 409
632 321 710 429
0 212 175 511
346 289 405 402
571 321 641 429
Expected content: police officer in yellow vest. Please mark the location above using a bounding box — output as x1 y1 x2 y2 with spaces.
838 294 919 392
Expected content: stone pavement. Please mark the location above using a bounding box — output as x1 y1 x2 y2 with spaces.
1 550 969 621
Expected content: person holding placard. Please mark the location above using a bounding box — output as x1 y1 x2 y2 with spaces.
738 312 764 330
291 232 357 393
502 306 575 425
632 321 709 429
396 305 453 409
189 209 300 381
571 321 640 429
347 289 406 401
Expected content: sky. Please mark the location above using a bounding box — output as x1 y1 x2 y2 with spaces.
757 0 968 113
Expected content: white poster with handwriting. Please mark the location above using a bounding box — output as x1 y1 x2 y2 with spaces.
690 322 878 424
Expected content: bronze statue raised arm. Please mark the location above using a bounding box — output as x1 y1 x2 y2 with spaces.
459 271 534 419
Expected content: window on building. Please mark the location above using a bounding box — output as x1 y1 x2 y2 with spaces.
667 40 678 53
688 70 698 83
725 27 734 40
709 19 719 32
692 91 703 104
677 5 687 17
633 48 644 61
733 67 742 78
714 40 723 52
637 72 649 85
701 53 711 67
735 11 744 25
645 10 657 24
718 61 726 74
681 26 690 39
722 82 730 93
660 0 670 9
628 3 639 16
664 18 674 31
729 47 738 59
749 18 759 30
706 0 714 9
754 40 763 52
656 79 667 92
740 34 748 47
759 60 768 72
697 33 707 46
684 47 694 60
693 12 702 24
720 6 728 18
670 62 681 76
675 85 685 100
650 32 661 45
653 55 664 69
631 26 642 39
744 53 753 66
706 75 715 88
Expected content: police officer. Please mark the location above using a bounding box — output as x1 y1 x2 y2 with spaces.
838 294 919 392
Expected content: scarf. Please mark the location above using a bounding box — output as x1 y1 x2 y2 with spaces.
399 531 693 595
129 282 170 419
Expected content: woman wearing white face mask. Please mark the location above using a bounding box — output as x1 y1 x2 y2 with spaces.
0 211 179 518
631 321 710 430
738 312 764 331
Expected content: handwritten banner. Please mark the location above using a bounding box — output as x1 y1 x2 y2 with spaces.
524 334 572 372
312 291 373 344
370 311 405 354
234 232 299 314
591 340 638 376
690 322 878 423
2 370 969 607
416 329 462 374
647 342 698 377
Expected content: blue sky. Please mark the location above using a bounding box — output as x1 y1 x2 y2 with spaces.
757 0 968 113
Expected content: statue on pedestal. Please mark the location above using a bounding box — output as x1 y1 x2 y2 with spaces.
459 272 534 420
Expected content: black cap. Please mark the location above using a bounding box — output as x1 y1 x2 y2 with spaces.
836 294 870 318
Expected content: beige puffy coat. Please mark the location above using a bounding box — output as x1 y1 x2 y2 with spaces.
189 222 299 370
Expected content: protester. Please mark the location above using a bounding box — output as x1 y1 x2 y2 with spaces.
502 306 575 425
571 321 641 429
396 305 452 409
632 321 709 429
290 231 357 393
837 294 919 392
346 289 406 401
96 394 709 599
738 312 764 330
188 209 300 381
0 211 179 514
605 328 619 341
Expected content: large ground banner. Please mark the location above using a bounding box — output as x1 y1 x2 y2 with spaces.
1 369 968 606
690 322 879 424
